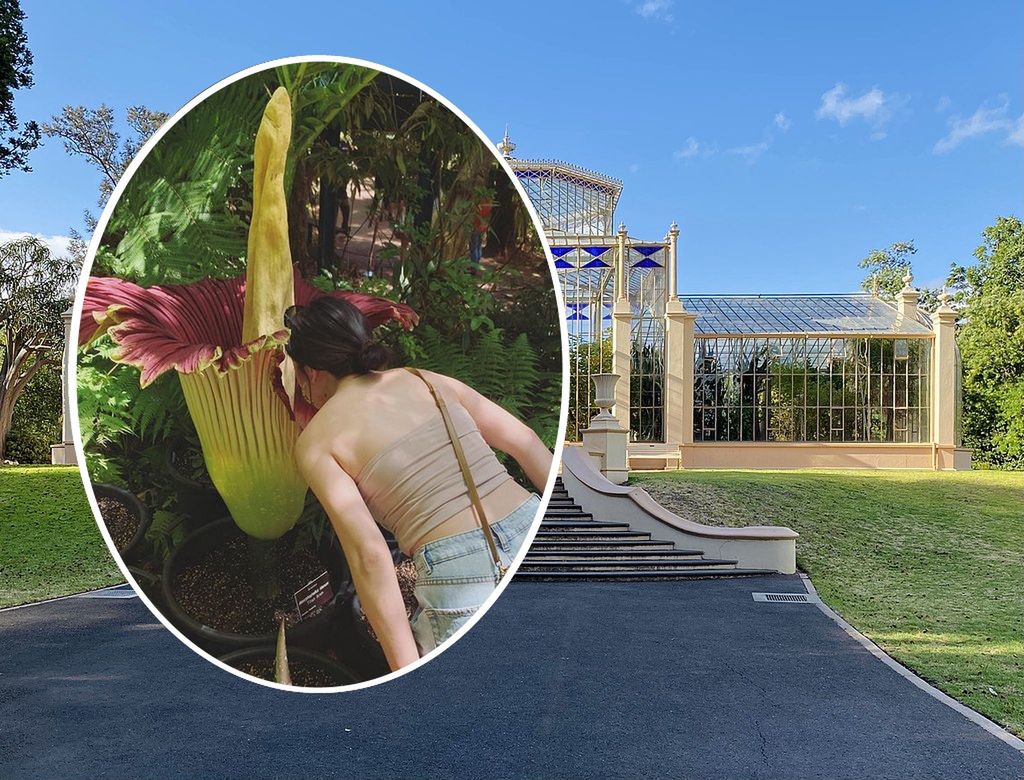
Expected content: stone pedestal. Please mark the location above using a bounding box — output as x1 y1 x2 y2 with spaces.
581 374 630 484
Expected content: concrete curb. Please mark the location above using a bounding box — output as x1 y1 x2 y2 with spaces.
800 573 1024 755
0 583 131 614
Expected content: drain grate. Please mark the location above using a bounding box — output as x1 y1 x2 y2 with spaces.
75 586 138 600
752 592 815 604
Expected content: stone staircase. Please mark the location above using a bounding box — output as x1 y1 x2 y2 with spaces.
517 477 772 580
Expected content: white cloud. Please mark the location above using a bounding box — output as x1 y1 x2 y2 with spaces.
935 95 952 113
0 229 74 259
673 137 714 161
634 0 673 21
728 140 770 162
1007 113 1024 148
773 112 791 132
816 83 892 127
933 100 1013 154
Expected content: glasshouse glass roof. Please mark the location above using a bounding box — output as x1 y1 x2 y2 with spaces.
682 294 934 336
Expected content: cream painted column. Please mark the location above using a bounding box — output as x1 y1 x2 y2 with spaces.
612 223 632 431
932 292 958 452
51 306 77 465
664 222 696 448
896 271 920 324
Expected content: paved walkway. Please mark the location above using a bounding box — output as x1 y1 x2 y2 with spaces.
1 576 1021 779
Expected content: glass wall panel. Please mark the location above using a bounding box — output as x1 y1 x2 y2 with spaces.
628 244 667 442
693 336 932 443
559 243 615 441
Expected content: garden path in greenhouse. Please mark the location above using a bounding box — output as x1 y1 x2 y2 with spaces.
1 576 1021 779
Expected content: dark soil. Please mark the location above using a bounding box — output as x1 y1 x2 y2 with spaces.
174 534 327 636
98 496 139 553
359 557 418 642
234 657 338 687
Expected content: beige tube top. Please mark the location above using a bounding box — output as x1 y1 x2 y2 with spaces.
353 398 514 555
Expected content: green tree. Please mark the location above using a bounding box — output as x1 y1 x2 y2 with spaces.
0 236 78 459
947 216 1024 468
0 0 39 176
858 240 941 311
42 104 168 235
5 359 60 463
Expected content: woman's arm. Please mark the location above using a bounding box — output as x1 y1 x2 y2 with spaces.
295 447 420 671
430 371 553 493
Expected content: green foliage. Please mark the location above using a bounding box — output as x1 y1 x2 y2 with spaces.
407 324 559 449
948 216 1024 469
5 360 60 463
858 241 917 301
0 0 40 177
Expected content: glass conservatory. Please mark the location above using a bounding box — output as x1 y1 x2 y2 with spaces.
502 134 969 470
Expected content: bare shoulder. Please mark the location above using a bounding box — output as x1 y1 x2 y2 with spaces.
413 368 474 403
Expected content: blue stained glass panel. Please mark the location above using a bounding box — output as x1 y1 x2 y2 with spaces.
554 259 573 268
632 246 662 256
582 246 612 257
632 258 663 268
550 247 574 257
582 259 611 268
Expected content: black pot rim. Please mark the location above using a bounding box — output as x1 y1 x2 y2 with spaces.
162 516 339 649
219 645 359 687
91 482 151 564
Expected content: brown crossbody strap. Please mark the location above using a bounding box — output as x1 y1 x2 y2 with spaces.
404 367 507 578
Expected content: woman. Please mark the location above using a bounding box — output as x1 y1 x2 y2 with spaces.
285 296 553 673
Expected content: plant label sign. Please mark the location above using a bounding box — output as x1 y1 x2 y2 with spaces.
294 571 333 620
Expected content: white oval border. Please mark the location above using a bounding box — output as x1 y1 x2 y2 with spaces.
70 54 570 694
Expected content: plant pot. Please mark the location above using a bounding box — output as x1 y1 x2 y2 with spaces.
219 645 358 688
162 517 348 655
92 483 152 564
164 446 228 527
341 553 418 680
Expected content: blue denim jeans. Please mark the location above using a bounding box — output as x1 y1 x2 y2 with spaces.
410 493 540 655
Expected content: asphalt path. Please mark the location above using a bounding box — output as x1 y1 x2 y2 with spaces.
1 576 1021 779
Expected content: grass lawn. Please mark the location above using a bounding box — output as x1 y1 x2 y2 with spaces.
629 468 1024 738
0 466 123 608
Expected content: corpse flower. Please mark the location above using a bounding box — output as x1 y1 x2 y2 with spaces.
79 87 417 541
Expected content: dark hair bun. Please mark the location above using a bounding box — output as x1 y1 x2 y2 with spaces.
356 341 390 373
285 296 390 378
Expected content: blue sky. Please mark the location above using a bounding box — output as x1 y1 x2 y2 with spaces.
2 0 1021 294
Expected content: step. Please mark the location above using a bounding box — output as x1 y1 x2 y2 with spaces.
515 568 771 581
524 549 705 560
519 558 740 573
528 540 679 552
543 509 593 518
540 520 630 530
532 531 654 543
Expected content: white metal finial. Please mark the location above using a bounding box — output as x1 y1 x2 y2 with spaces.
903 269 914 288
669 221 679 236
497 125 516 159
618 222 627 235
